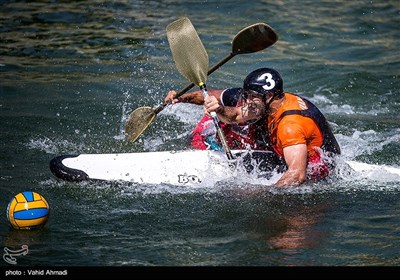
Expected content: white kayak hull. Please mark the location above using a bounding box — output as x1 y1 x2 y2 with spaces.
49 150 400 186
50 150 283 186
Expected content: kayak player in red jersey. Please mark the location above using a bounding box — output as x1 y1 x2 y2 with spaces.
164 68 341 187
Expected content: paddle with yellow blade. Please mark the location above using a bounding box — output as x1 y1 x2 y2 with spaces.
125 21 278 142
166 17 234 160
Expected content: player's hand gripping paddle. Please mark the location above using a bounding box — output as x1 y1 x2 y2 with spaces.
125 21 278 142
166 17 234 161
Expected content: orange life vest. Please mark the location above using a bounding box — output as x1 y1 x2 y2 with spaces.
268 93 340 157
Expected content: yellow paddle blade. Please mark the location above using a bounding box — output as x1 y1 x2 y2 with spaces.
166 17 209 86
124 106 156 142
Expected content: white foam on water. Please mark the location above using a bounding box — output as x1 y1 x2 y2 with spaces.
336 128 400 160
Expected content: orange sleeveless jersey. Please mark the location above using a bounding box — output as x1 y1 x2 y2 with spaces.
268 93 323 158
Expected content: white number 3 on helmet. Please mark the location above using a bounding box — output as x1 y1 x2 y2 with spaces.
260 73 276 91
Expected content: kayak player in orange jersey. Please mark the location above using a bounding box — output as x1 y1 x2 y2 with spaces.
165 68 341 187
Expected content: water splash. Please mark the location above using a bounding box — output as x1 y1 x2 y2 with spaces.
26 137 86 155
336 128 400 160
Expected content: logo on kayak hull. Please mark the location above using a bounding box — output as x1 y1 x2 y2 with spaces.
178 174 202 184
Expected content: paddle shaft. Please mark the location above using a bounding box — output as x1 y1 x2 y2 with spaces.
198 84 235 161
153 52 235 114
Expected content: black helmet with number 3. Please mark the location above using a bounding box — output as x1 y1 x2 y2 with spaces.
242 68 284 100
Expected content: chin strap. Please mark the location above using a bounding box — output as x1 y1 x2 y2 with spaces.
263 93 275 115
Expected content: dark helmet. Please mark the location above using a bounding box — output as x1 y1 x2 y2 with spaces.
243 68 284 100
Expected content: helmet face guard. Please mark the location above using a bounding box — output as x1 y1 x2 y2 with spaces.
241 89 263 100
240 91 281 123
239 92 267 124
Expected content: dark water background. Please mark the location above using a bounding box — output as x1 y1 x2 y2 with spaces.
1 0 399 270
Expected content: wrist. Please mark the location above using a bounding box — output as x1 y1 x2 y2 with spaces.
215 104 224 114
